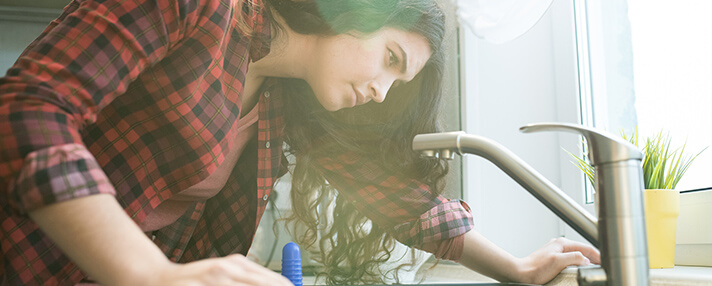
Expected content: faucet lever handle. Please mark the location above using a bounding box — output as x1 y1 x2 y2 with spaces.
519 122 642 165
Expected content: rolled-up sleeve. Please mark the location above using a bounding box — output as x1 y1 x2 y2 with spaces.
9 144 114 214
314 151 474 251
0 0 193 215
391 199 473 247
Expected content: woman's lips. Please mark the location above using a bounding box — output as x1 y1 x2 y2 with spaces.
352 87 367 106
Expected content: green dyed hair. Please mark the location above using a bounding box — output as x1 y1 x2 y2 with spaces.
263 0 449 284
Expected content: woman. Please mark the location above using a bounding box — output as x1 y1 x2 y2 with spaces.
0 0 599 285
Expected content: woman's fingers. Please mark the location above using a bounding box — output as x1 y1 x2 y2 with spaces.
225 254 293 285
519 237 603 285
226 254 276 276
559 238 601 264
155 254 293 286
558 251 591 268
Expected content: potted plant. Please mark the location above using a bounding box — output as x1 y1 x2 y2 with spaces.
567 129 706 268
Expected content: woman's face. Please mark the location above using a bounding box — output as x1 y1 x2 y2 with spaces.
306 28 432 111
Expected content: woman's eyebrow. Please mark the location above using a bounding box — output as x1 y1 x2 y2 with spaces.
397 44 408 74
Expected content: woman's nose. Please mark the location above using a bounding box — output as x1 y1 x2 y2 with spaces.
367 78 393 103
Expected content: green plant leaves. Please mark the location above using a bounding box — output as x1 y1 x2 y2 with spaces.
564 149 595 186
567 128 707 190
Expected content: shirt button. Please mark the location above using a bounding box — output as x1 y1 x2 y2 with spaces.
262 194 269 200
265 141 271 148
264 91 270 98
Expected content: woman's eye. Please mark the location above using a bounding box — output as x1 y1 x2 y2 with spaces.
388 49 399 67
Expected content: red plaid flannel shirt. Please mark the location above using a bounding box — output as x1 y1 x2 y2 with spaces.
0 0 474 284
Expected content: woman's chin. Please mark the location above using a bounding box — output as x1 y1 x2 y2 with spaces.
318 100 346 112
322 105 341 112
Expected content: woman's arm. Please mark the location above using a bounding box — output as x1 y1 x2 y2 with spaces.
457 230 601 284
29 193 293 286
28 194 169 285
310 150 601 284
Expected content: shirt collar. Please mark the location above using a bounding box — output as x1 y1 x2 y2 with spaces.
248 0 272 62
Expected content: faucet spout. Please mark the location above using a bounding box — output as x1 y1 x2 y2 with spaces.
413 131 599 246
413 123 650 285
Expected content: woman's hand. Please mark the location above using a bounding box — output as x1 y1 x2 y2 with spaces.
516 237 601 285
458 231 600 285
151 254 293 286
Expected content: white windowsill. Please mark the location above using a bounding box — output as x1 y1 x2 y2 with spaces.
552 265 712 286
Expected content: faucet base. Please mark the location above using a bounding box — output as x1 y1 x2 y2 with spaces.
577 265 607 286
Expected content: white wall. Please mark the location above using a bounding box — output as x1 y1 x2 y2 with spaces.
460 0 594 258
0 9 56 74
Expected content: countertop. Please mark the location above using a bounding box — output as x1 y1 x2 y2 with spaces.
418 262 712 286
549 265 712 286
301 262 712 285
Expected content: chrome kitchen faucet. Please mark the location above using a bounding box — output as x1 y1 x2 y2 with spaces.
412 122 649 286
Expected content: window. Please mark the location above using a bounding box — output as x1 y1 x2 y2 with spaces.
628 0 712 191
458 0 589 256
575 0 711 192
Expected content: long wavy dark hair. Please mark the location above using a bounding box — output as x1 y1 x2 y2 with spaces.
251 0 448 284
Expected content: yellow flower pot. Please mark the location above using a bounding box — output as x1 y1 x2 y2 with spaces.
644 189 680 268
